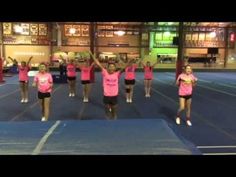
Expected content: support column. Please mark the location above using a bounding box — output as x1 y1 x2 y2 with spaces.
224 27 229 68
90 22 95 83
176 22 184 80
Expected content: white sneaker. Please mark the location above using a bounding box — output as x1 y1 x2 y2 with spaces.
186 120 192 126
83 97 88 102
126 98 129 103
145 94 148 98
69 93 72 97
24 99 28 103
129 99 132 103
176 117 181 125
41 117 46 122
72 93 75 97
21 99 24 103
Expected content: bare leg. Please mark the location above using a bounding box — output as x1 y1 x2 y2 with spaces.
105 104 112 120
24 82 29 101
44 97 51 121
144 80 148 96
72 80 76 95
111 105 117 120
147 80 152 96
87 83 91 100
186 98 192 120
39 99 44 118
68 80 72 95
83 84 86 99
130 85 134 101
175 97 186 124
177 97 186 117
125 84 130 102
19 82 24 101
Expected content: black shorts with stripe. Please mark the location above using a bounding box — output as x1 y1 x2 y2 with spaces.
125 79 135 85
81 80 90 84
103 96 118 105
38 92 51 99
179 95 192 100
67 76 76 81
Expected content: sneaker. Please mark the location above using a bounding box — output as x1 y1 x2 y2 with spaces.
69 93 72 97
186 120 192 126
72 93 75 97
21 99 24 103
126 98 129 103
129 99 132 103
24 99 28 103
41 117 46 122
176 117 181 125
145 94 148 97
83 98 88 102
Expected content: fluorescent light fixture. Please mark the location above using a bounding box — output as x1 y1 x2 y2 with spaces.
14 25 23 33
210 31 216 38
69 28 76 34
163 31 171 36
114 30 125 36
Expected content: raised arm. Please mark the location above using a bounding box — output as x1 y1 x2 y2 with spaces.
90 61 95 67
1 57 5 63
8 56 15 62
27 56 33 65
135 58 142 64
151 60 158 68
89 51 104 70
140 59 145 67
119 59 134 72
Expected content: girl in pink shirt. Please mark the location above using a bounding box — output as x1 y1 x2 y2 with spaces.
32 63 53 122
140 60 158 98
123 58 141 103
78 58 95 102
9 56 33 103
90 51 131 120
175 65 197 126
66 59 77 97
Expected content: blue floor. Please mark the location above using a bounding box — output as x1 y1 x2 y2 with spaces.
0 119 200 155
0 71 236 154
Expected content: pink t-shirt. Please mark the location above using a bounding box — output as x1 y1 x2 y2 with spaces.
102 69 121 96
81 66 92 81
67 64 76 77
177 73 197 96
144 66 153 79
125 64 137 80
18 65 30 81
34 72 53 93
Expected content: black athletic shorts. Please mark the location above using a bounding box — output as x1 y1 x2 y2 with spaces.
179 95 192 100
38 92 51 99
19 80 28 83
81 80 90 84
125 79 135 85
67 76 76 81
103 96 118 105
